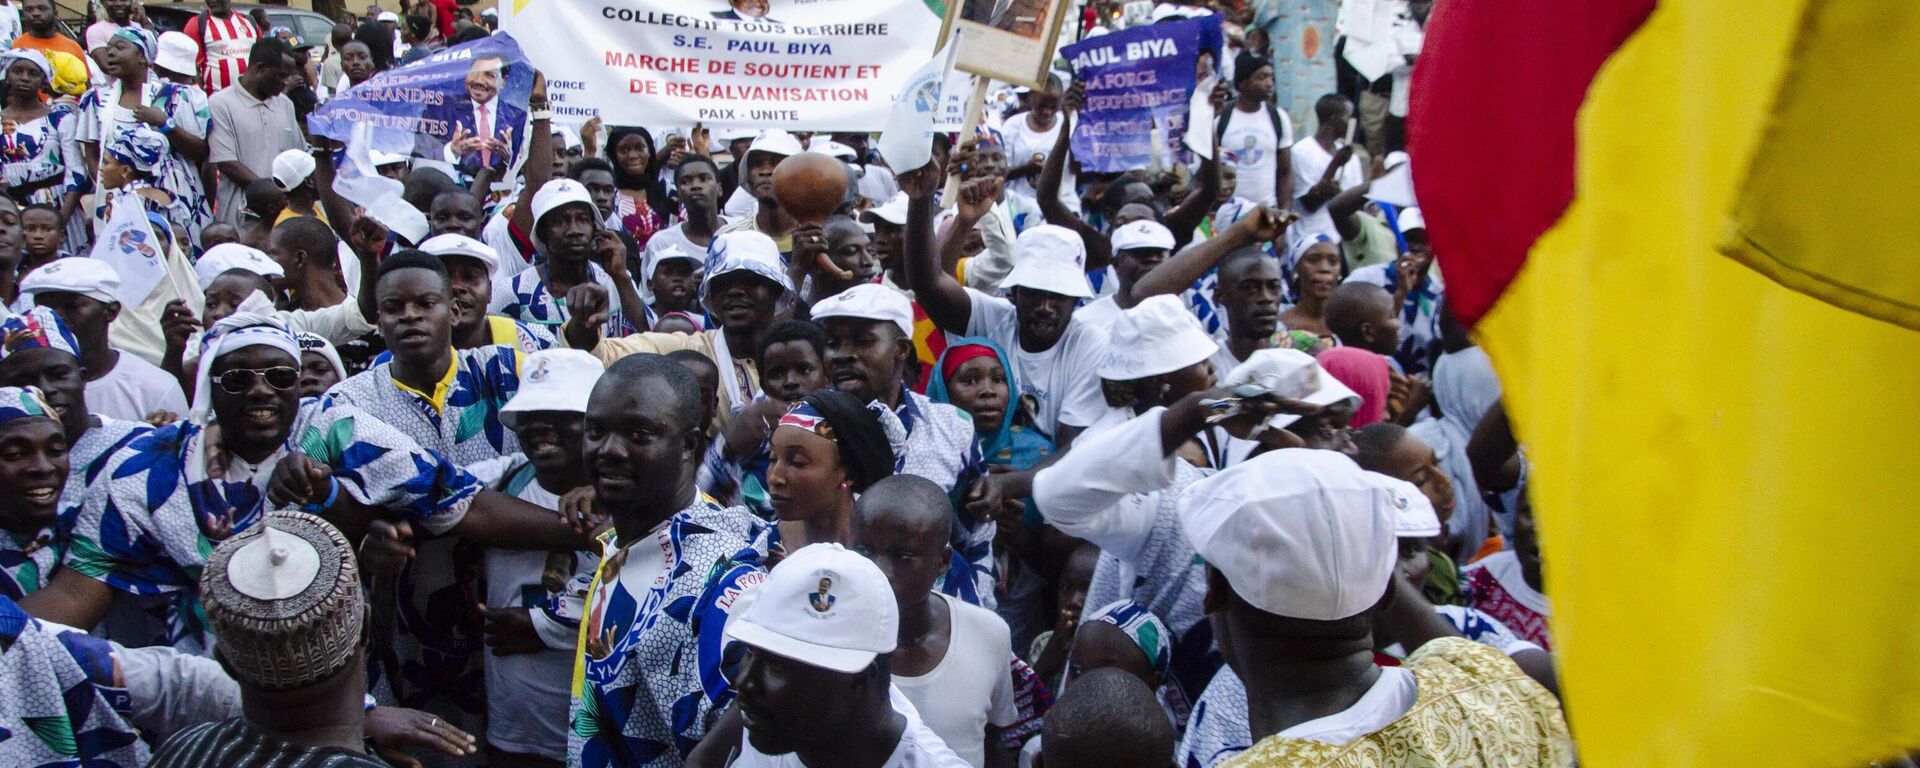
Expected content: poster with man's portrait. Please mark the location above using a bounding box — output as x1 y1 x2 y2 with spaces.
308 34 535 178
940 0 1072 89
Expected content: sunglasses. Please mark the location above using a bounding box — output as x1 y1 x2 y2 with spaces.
213 366 300 394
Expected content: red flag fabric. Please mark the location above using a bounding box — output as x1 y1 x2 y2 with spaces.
1407 0 1657 327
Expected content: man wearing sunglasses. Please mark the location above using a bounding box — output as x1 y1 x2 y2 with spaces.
22 309 594 657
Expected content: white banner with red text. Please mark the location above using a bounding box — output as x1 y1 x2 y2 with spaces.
501 0 946 131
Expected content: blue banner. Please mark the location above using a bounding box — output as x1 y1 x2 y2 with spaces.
1063 15 1223 173
308 34 535 177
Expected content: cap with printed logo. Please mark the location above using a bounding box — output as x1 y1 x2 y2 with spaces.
724 543 898 673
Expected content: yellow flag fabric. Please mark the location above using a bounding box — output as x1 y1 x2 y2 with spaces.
1477 0 1920 764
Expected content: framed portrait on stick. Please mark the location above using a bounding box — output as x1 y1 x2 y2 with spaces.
939 0 1073 89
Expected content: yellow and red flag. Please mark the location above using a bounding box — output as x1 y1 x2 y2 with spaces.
1411 0 1920 764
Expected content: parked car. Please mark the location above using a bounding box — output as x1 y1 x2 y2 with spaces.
142 3 338 50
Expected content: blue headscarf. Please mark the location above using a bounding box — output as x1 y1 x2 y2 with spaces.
926 336 1051 470
107 125 169 175
1084 599 1173 678
0 386 58 428
111 27 158 64
0 307 82 360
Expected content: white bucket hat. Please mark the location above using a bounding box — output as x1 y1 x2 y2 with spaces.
1098 295 1218 380
531 178 596 228
155 31 198 77
1003 225 1091 299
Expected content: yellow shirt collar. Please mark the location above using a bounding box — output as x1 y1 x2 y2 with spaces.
391 352 458 413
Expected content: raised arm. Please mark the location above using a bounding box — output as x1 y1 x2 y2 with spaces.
940 177 999 277
1296 144 1353 214
1162 153 1220 252
1035 85 1112 272
508 73 553 236
900 163 973 333
1127 205 1286 304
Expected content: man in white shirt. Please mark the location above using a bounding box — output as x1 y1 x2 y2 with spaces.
853 477 1018 768
904 172 1108 447
1288 94 1365 246
723 542 971 768
1218 51 1293 207
18 260 187 423
1002 81 1080 214
476 349 606 764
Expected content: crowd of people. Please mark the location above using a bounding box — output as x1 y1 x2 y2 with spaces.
0 0 1576 766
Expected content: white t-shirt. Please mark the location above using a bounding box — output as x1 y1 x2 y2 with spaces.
86 352 188 422
1220 106 1293 207
1289 137 1365 245
731 686 971 768
483 474 595 760
893 594 1019 768
0 4 22 48
1072 295 1121 333
1002 111 1081 215
961 289 1110 434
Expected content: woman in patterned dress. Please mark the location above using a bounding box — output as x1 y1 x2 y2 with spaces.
2 50 84 237
605 125 670 247
74 29 212 244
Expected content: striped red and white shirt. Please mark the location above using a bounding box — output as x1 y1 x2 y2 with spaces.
182 11 258 92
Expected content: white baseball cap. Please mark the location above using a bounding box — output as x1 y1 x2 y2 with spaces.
725 543 898 674
1220 349 1361 430
1379 472 1441 538
480 7 497 17
500 349 604 430
1397 207 1426 233
1002 225 1091 299
814 140 858 162
195 243 286 292
531 178 596 227
860 192 909 226
271 149 317 191
641 241 702 282
370 149 409 168
377 11 399 22
20 258 121 306
1110 220 1175 252
420 233 501 279
746 129 804 163
1179 448 1404 621
155 31 198 77
1098 295 1217 380
811 283 914 338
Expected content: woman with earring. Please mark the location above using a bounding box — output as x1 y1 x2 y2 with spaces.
765 389 902 555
